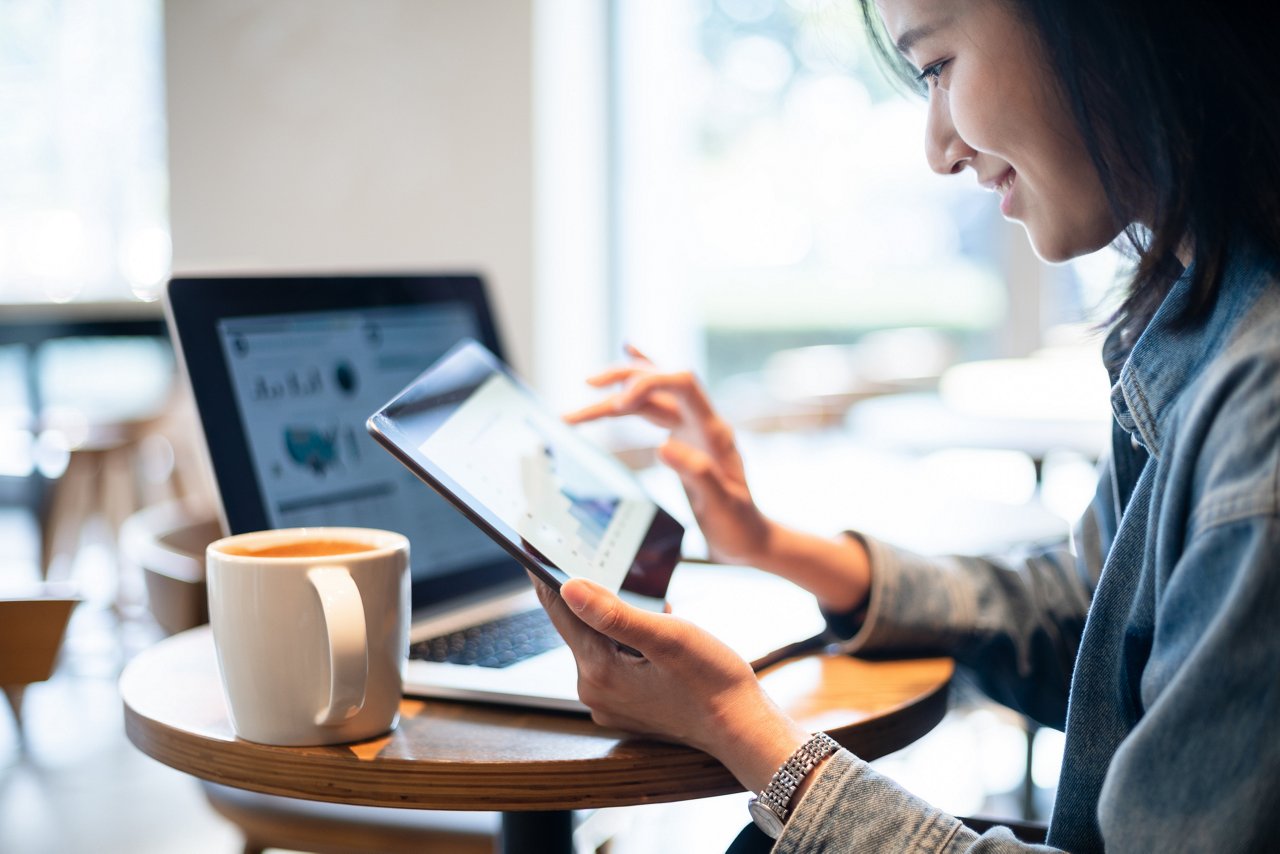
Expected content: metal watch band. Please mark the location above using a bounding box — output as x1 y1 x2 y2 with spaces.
749 731 841 837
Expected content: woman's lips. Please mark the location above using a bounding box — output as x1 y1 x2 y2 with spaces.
994 168 1017 216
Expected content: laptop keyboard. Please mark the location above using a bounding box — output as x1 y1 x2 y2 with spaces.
409 608 563 669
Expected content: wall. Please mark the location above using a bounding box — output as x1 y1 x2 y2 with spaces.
163 0 535 374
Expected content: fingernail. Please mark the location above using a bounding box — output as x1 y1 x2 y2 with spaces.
561 582 588 613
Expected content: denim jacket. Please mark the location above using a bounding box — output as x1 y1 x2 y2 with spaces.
778 250 1280 853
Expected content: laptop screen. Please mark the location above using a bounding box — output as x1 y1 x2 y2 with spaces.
166 274 525 613
216 304 503 581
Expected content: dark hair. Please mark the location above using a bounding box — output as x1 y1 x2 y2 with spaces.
858 0 1280 341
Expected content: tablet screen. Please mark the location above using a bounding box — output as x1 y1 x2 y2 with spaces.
368 339 682 600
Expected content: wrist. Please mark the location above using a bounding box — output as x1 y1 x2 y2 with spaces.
747 731 842 839
709 511 783 569
696 687 809 793
751 524 871 615
745 515 787 570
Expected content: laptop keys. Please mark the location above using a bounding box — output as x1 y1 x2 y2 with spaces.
410 608 563 668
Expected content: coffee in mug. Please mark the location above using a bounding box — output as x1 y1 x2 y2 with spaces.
221 539 378 559
205 527 409 746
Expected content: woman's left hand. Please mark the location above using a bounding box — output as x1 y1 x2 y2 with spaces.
533 575 810 793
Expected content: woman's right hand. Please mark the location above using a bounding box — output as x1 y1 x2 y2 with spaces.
564 345 772 566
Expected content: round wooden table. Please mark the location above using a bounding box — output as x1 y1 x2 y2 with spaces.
122 626 951 853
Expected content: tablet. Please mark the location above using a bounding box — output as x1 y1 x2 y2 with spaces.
366 338 683 606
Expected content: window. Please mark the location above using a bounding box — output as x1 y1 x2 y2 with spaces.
604 1 1119 820
610 0 1112 422
0 0 169 304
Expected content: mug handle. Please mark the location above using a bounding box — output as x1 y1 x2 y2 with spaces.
307 567 368 726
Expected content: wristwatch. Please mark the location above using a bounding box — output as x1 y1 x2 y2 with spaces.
748 731 841 839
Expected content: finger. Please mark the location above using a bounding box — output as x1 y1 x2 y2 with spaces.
585 346 660 387
622 343 653 364
581 346 654 387
527 573 611 652
560 578 680 660
648 390 682 417
563 390 682 427
585 366 647 387
528 571 563 613
659 438 732 504
637 399 682 429
617 372 714 421
562 398 626 424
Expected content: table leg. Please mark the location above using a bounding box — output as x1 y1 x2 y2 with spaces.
501 810 575 854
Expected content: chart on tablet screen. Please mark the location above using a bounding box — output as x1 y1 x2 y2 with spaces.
421 373 656 589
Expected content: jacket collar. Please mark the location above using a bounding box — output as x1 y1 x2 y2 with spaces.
1105 248 1273 460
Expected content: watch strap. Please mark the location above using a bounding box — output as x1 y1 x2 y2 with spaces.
749 731 841 837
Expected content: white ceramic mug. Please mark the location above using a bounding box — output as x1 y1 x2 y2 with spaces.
205 527 410 746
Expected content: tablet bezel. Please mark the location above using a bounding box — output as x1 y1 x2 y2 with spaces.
164 273 526 608
367 338 684 603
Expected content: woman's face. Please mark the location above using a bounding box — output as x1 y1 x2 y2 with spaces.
876 0 1119 262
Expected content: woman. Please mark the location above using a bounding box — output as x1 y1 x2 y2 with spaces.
535 0 1280 850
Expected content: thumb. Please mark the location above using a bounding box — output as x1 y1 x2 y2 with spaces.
659 439 731 502
560 578 674 658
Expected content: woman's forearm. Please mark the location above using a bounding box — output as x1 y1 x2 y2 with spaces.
751 520 872 615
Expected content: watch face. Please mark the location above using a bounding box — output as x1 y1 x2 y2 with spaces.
749 798 785 839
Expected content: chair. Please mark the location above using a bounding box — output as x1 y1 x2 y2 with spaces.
120 501 503 854
39 413 166 581
27 331 180 580
120 501 217 636
201 783 496 854
0 593 80 739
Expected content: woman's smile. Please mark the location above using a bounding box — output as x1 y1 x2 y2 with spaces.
981 166 1018 216
883 0 1120 261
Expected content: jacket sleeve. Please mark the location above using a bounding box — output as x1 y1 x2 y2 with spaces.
773 470 1110 854
784 512 1280 854
828 465 1112 730
776 750 1058 853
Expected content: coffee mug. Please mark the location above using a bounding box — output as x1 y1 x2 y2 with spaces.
205 527 410 746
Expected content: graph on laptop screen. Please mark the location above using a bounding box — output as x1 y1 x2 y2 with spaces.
215 303 503 581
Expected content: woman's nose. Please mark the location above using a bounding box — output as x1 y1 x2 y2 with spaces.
925 92 975 175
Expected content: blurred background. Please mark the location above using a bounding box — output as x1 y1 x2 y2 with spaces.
1 1 1127 851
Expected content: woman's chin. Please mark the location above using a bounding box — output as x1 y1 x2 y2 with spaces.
1022 220 1119 265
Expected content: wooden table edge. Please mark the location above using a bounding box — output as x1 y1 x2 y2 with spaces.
121 634 953 811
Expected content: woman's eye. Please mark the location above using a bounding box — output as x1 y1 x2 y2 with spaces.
915 60 950 90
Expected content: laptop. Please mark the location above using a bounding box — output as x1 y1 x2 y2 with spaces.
166 273 824 712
